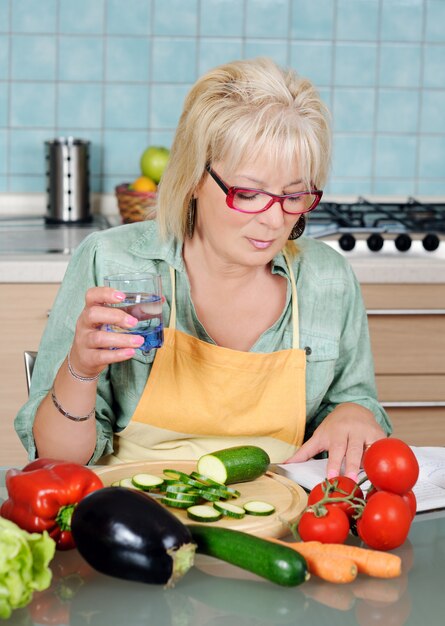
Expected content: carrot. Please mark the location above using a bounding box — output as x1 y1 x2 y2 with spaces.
267 538 357 583
269 539 402 579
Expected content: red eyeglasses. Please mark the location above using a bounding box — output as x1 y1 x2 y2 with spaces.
206 165 323 215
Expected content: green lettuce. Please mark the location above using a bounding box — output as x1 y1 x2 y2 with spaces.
0 517 56 620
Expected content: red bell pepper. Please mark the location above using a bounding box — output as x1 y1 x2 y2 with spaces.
0 458 104 550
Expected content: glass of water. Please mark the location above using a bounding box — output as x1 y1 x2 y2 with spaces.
104 272 164 351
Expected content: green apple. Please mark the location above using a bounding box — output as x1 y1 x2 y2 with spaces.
140 146 170 184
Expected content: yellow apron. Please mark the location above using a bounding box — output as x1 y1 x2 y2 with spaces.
105 253 306 464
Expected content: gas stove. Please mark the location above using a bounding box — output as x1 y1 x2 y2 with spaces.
306 198 445 253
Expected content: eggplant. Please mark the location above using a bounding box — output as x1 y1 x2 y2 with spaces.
71 487 196 587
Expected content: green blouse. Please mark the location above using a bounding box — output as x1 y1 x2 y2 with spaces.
15 220 391 463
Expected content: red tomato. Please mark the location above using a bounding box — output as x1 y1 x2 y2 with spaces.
357 491 412 550
308 476 364 518
298 504 350 544
366 485 416 520
401 490 417 519
363 438 419 495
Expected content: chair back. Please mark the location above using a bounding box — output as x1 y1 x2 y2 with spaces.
24 351 37 394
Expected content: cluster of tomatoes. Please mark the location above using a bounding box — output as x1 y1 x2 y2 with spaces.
297 438 419 551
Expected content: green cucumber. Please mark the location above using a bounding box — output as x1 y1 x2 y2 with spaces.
189 525 309 587
160 496 196 510
119 477 141 489
213 501 245 519
131 473 164 491
197 445 270 485
187 505 223 522
243 500 275 516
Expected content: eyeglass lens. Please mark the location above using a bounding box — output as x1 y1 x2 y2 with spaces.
230 189 317 214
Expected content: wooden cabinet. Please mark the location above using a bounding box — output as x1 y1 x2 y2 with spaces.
0 283 60 466
362 284 445 446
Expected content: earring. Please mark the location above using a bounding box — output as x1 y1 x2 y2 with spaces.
288 215 306 240
187 198 196 238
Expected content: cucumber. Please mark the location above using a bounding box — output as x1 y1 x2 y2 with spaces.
243 500 275 516
197 445 270 485
213 501 245 519
187 505 223 522
160 497 196 510
131 473 164 491
119 477 141 489
189 525 309 587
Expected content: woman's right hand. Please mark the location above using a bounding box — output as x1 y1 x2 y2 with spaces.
68 287 144 378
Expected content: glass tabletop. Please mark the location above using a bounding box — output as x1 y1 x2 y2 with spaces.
1 469 444 626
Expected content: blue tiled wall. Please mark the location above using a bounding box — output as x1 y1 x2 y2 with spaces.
0 0 444 197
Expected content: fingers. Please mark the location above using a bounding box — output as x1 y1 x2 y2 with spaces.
325 440 348 479
80 287 138 331
336 437 364 481
284 437 322 464
85 286 125 307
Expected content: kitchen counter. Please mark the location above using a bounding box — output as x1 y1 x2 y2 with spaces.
1 238 445 284
1 468 444 626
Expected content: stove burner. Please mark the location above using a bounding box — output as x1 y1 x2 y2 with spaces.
309 197 445 252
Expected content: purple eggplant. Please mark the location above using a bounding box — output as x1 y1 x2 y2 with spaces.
71 487 196 587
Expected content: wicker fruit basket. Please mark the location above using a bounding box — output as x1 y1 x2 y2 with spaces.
115 183 157 223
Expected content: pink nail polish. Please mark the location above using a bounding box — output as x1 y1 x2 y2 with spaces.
125 316 138 326
113 291 126 301
124 348 135 356
327 470 338 479
346 472 358 482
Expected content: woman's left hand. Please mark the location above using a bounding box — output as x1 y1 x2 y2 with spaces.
284 403 386 480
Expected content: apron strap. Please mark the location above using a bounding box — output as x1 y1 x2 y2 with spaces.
168 265 177 329
282 250 300 350
168 253 300 348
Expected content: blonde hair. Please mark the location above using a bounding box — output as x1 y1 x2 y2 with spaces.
156 57 331 250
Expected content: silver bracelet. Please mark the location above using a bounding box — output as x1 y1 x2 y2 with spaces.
67 349 100 383
50 386 95 422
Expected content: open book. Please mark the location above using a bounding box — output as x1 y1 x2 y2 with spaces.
273 446 445 514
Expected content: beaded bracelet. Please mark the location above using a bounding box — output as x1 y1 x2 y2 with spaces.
67 349 100 383
51 386 95 422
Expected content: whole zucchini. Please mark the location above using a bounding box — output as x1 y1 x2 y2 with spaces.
197 445 270 484
71 487 196 587
189 525 309 587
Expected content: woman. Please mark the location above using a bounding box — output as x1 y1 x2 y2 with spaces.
15 58 390 478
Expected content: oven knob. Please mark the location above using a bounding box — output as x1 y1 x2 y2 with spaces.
422 233 440 252
367 233 384 252
395 233 412 252
339 233 356 251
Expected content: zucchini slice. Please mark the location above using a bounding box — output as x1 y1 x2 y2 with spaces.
119 477 141 489
197 445 270 484
161 496 196 510
131 473 164 491
187 505 223 522
213 501 246 519
243 500 275 516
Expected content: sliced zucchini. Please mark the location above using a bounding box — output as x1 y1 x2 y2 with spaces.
243 500 275 516
119 477 140 489
131 473 164 491
213 501 246 519
165 483 195 494
197 445 270 485
187 505 223 522
161 496 196 510
164 491 201 504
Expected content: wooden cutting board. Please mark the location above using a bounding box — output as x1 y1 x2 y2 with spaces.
94 460 307 539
